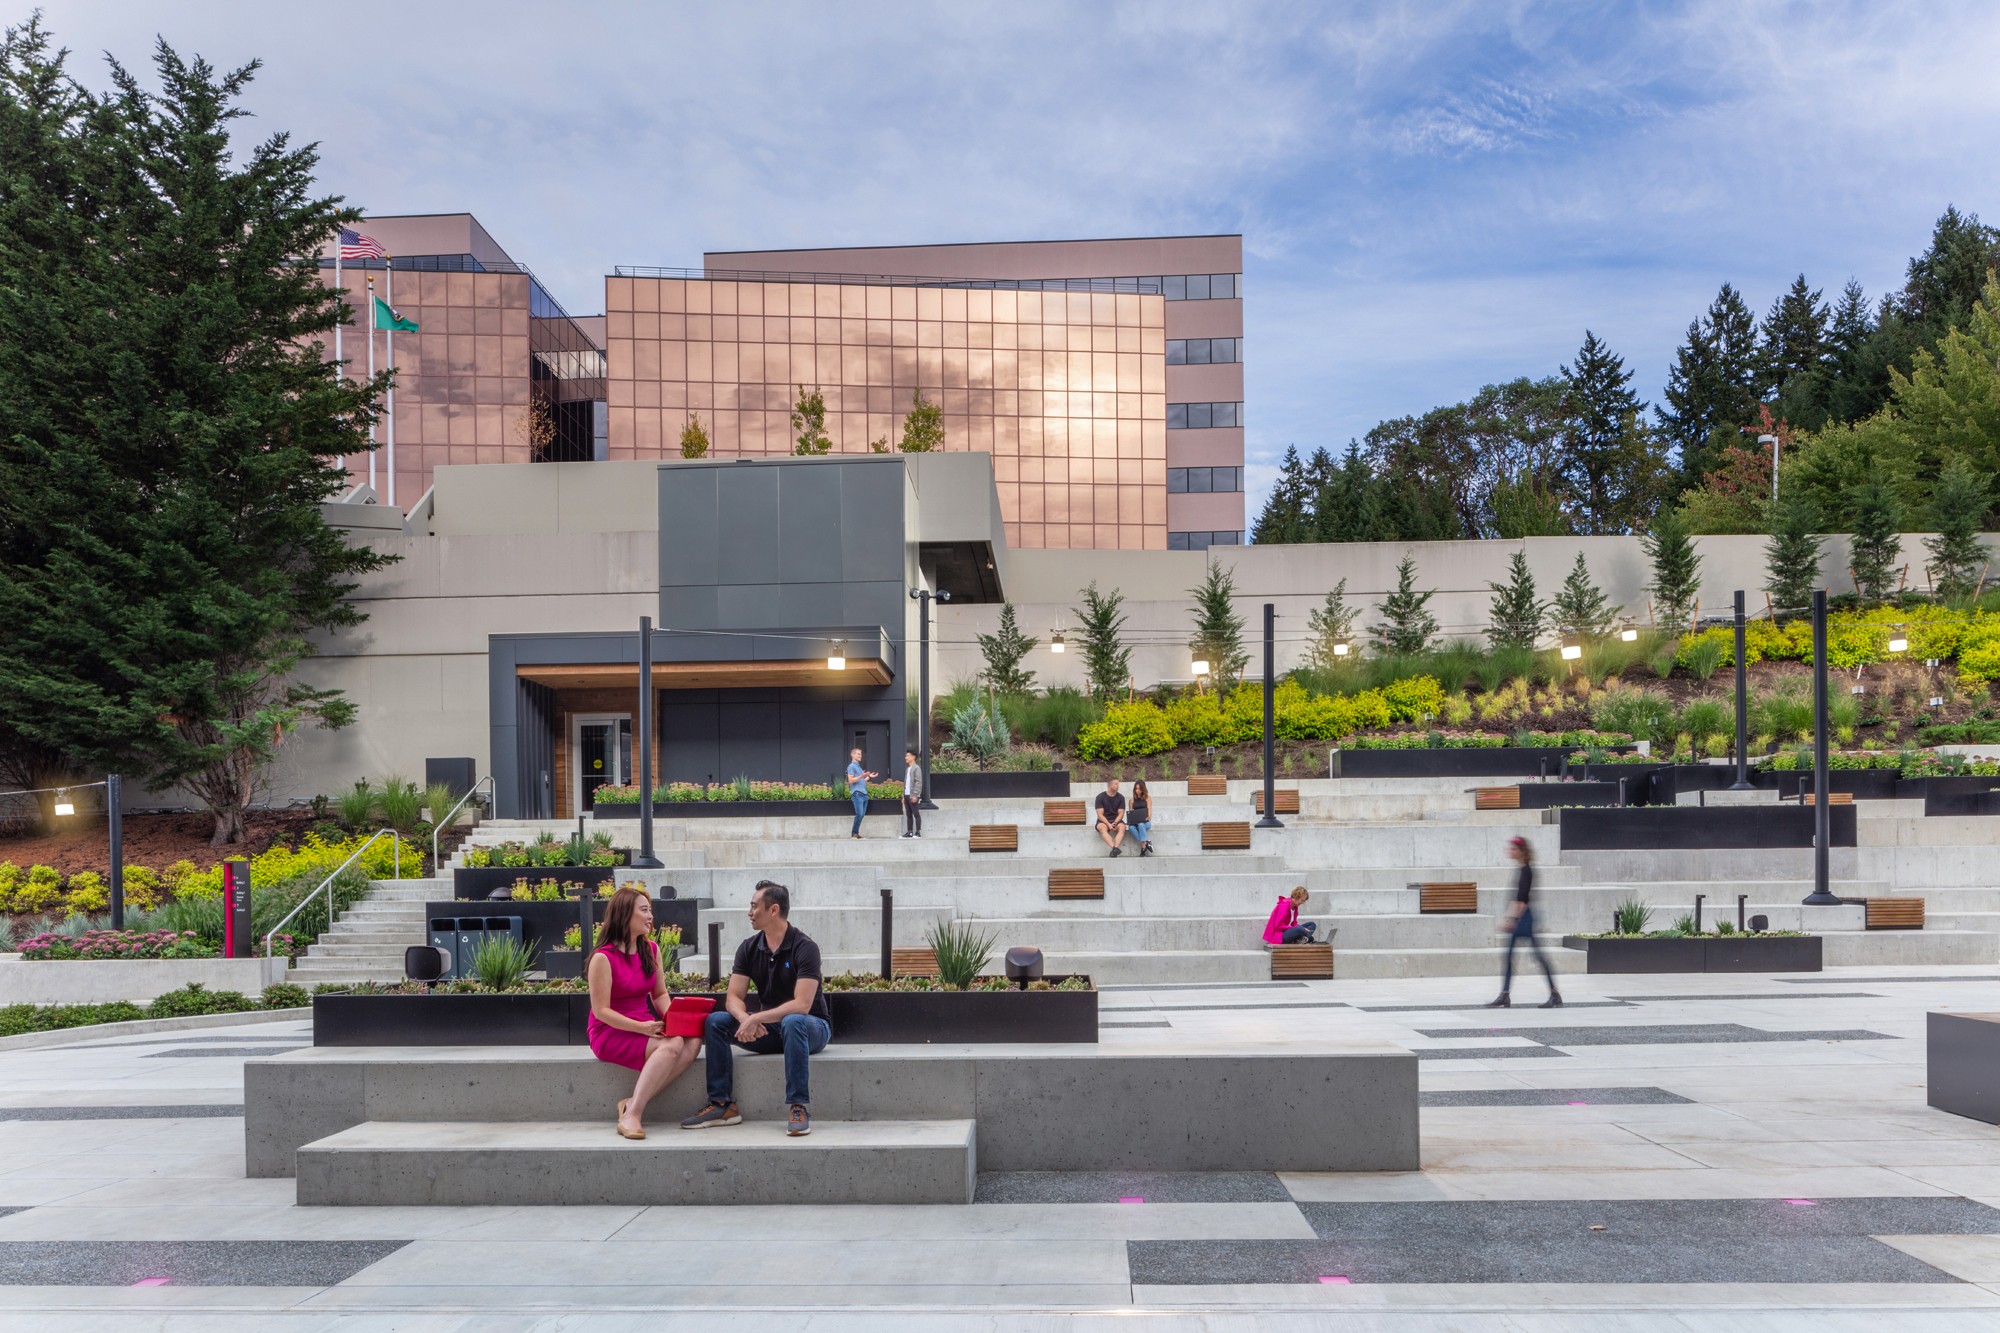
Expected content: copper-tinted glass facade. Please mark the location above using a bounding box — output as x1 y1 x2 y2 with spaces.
604 277 1168 550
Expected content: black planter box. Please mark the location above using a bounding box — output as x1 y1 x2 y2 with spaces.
1768 769 1903 801
426 898 702 968
312 982 1098 1046
928 770 1071 799
1513 781 1622 809
451 865 619 900
1923 775 2000 816
542 948 684 980
1560 935 1822 973
1928 1012 2000 1123
592 799 900 819
1332 747 1582 779
1558 804 1856 850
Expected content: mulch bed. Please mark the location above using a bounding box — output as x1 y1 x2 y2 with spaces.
0 808 320 876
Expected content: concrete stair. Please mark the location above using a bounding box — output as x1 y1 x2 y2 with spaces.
289 876 451 985
296 1118 976 1206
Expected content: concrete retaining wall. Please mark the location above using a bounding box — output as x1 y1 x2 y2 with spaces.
0 955 291 1005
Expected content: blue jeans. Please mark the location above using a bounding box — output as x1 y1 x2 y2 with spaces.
704 1009 831 1106
1281 921 1316 943
1500 907 1555 993
850 786 868 834
1129 820 1151 843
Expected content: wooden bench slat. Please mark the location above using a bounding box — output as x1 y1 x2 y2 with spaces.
891 947 939 977
1801 791 1854 805
1047 868 1106 899
1270 942 1333 979
1251 789 1301 814
1418 881 1479 914
1042 800 1086 826
968 823 1019 852
1865 897 1924 930
1200 820 1252 850
1186 774 1228 795
1474 786 1522 810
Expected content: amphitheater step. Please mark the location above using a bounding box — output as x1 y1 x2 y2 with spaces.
295 1118 977 1206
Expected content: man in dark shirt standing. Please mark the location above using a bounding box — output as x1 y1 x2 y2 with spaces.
681 880 833 1136
1094 777 1129 857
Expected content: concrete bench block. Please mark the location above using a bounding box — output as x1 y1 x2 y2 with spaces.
297 1118 976 1206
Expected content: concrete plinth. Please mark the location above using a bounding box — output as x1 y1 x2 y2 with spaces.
0 955 290 1005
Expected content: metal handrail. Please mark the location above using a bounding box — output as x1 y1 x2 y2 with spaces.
264 828 402 959
432 776 495 870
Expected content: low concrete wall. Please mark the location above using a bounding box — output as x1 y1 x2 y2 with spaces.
245 1039 1419 1178
0 955 291 1005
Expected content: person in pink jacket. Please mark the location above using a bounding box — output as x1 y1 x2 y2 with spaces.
1262 886 1315 946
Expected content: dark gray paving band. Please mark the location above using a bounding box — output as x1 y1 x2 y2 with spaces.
976 1172 1290 1204
1419 1087 1694 1107
1417 1023 1896 1047
1360 1001 1631 1012
1133 1197 2000 1285
1100 981 1308 992
1609 992 1883 1002
1416 1045 1568 1060
1100 1020 1172 1028
141 1046 306 1060
0 1240 409 1286
0 1105 245 1121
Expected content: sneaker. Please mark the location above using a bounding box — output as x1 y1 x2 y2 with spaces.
787 1103 812 1137
1110 845 1122 857
1483 995 1510 1008
680 1101 742 1130
1140 843 1153 857
899 832 914 839
1539 993 1564 1009
913 831 922 838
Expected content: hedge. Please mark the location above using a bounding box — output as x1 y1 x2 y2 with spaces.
1076 677 1447 760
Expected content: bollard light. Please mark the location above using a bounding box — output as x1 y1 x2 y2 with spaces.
1191 658 1210 677
1888 635 1909 653
1560 644 1583 661
1333 642 1350 657
1621 627 1639 642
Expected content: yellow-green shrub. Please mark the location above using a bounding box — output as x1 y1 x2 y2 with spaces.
1380 675 1445 721
62 870 108 914
1076 700 1177 760
170 832 424 901
121 865 162 911
14 865 62 914
1958 624 2000 684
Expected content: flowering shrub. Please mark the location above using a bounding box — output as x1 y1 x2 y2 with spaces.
171 831 423 901
20 929 217 961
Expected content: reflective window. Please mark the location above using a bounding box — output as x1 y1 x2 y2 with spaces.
1167 467 1242 494
1166 401 1242 429
1165 337 1240 365
1167 529 1245 551
1163 275 1186 300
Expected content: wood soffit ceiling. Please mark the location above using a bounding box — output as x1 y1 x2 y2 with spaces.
517 660 893 690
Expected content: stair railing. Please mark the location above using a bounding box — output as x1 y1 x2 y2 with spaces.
265 828 402 959
431 775 495 871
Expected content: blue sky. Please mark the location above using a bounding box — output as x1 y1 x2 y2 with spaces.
38 1 2000 525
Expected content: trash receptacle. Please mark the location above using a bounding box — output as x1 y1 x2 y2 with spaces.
429 917 459 979
484 915 524 966
454 917 487 978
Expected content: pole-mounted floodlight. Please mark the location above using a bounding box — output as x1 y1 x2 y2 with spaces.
53 790 74 818
1758 434 1779 506
1049 631 1065 654
827 640 846 671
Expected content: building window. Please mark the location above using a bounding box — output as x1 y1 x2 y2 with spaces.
1167 530 1245 551
1166 402 1243 429
1165 337 1242 366
1158 273 1240 301
1167 467 1243 494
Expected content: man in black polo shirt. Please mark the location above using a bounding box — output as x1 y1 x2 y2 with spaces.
681 880 832 1137
1094 777 1129 857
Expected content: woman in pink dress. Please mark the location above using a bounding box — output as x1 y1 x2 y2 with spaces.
588 886 698 1139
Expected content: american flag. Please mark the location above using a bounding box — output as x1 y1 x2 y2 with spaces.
339 228 387 261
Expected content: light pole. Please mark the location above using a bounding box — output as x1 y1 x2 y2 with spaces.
909 587 950 809
1256 602 1284 829
631 615 662 869
1803 589 1839 906
1730 591 1753 789
50 776 125 927
1759 434 1779 507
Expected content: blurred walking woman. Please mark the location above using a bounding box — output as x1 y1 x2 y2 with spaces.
589 886 699 1138
1487 836 1562 1009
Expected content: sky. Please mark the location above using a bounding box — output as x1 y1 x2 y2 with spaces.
32 0 2000 527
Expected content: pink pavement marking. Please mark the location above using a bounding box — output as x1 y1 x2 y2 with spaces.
1318 1275 1352 1284
132 1277 170 1287
1566 1100 1590 1106
1118 1196 1144 1204
1783 1198 1818 1206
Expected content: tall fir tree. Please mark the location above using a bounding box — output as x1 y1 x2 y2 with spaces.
1764 487 1824 611
0 22 393 842
1485 551 1545 650
1560 330 1664 533
1896 205 2000 332
1187 563 1249 689
1642 509 1702 631
1846 464 1902 603
1370 557 1439 655
1923 456 1989 602
975 603 1038 694
1657 282 1760 486
1072 582 1131 698
1548 551 1620 642
1757 274 1830 401
1303 579 1357 671
1251 445 1310 544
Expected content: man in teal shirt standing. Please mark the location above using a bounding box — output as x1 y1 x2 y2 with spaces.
846 746 875 839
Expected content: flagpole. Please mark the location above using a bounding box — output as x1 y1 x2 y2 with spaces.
366 275 377 496
386 259 396 508
333 244 344 485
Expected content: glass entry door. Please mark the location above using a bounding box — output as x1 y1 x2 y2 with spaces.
576 715 632 812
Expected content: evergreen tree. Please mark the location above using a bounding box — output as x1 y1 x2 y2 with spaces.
1561 330 1664 533
1642 509 1702 631
1758 274 1830 400
1303 579 1357 671
1251 445 1309 543
1924 456 1989 602
1187 563 1249 689
0 22 392 843
1658 283 1760 485
1764 487 1824 611
1488 469 1572 537
1370 557 1438 655
1485 551 1545 649
1896 205 2000 332
1548 551 1620 642
898 387 943 452
975 603 1038 694
1846 464 1902 602
1072 582 1131 698
678 413 710 459
790 385 831 454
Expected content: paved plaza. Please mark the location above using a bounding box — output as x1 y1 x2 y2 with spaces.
7 967 2000 1329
